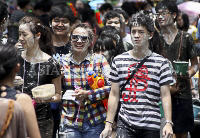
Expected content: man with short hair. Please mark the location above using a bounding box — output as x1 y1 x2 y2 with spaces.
99 3 113 16
155 1 198 138
39 0 53 28
100 12 173 138
103 11 133 51
114 8 134 48
9 0 30 41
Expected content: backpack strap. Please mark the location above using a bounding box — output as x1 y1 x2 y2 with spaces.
0 100 15 138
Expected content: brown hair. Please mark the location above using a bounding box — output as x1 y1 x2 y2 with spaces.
19 16 55 55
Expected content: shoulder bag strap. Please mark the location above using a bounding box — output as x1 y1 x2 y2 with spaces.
177 31 183 61
120 54 151 92
0 100 15 138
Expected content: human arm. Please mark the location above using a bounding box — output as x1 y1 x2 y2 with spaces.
160 85 173 138
16 93 41 138
100 82 120 138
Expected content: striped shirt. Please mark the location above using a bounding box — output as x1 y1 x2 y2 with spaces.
109 51 173 130
59 53 111 130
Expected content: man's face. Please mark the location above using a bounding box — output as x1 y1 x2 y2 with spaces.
131 24 151 48
106 17 121 31
51 17 70 35
75 1 84 10
156 8 174 27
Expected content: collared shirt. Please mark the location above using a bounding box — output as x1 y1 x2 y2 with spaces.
59 53 111 130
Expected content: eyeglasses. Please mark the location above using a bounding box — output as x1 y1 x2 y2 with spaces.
71 35 89 42
155 12 172 17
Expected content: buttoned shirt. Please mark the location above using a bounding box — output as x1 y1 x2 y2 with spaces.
59 53 111 130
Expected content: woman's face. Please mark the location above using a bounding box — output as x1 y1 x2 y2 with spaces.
177 16 184 28
95 45 110 62
19 24 35 49
51 17 70 35
71 27 90 54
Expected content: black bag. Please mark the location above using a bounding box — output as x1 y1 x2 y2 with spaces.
114 54 151 122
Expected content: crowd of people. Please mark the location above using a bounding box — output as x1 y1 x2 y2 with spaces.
0 0 200 138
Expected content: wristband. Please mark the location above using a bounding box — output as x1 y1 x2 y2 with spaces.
165 120 174 126
106 120 113 125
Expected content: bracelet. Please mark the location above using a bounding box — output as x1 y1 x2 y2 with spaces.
106 120 113 125
165 120 174 127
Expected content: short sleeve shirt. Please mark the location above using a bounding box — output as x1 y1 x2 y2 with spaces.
160 30 197 99
109 51 173 131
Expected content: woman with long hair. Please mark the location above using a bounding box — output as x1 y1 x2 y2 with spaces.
16 16 62 138
0 42 41 138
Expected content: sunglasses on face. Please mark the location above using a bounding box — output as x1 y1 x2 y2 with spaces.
71 35 89 43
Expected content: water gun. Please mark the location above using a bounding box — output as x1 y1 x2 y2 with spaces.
67 3 77 17
88 71 108 109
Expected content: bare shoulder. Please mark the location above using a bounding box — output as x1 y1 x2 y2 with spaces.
16 93 32 101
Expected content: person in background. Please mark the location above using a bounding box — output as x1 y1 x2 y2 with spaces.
155 1 198 138
0 1 9 36
9 0 30 41
176 11 189 32
100 12 173 138
114 8 134 47
49 4 75 58
59 23 111 138
0 42 41 138
16 16 62 138
103 11 133 51
33 1 42 18
39 0 53 28
99 26 125 59
49 5 75 138
75 0 84 11
121 1 135 34
99 3 113 16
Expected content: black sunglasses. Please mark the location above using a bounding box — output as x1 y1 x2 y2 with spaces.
71 35 89 42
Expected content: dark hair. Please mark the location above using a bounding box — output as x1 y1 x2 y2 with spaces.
177 12 189 32
0 1 8 22
121 2 135 17
41 0 53 13
99 3 113 12
129 12 155 33
17 0 30 9
100 26 125 56
49 5 74 24
130 12 164 56
0 42 19 80
103 11 122 26
114 8 129 21
19 16 54 56
155 0 178 22
79 8 94 28
34 1 42 11
93 37 116 64
70 23 94 52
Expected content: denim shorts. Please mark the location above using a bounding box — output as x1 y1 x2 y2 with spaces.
59 117 105 138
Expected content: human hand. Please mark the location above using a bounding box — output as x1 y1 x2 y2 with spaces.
176 71 190 79
100 123 112 138
162 123 173 138
72 89 88 102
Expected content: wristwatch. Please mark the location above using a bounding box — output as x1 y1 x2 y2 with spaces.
165 120 174 126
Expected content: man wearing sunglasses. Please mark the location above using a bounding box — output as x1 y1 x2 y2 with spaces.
155 1 198 138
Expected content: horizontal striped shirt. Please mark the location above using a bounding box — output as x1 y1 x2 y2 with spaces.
59 53 111 130
109 51 173 130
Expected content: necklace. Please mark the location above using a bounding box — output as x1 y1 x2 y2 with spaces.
22 59 40 93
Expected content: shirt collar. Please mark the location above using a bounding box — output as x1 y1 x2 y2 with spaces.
67 52 92 65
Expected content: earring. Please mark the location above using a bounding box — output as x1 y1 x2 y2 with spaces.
50 25 52 27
